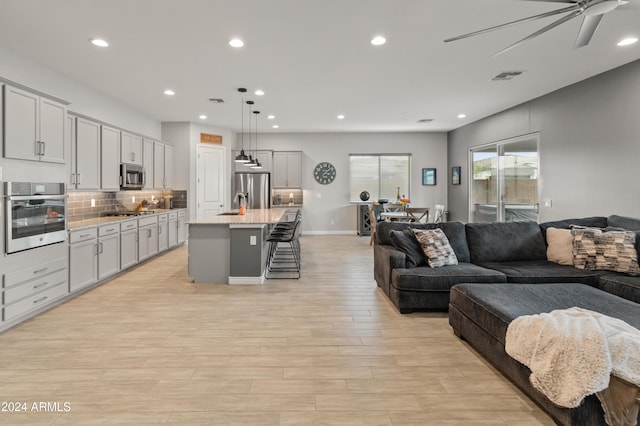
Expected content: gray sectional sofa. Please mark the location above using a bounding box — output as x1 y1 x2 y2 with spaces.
373 215 640 425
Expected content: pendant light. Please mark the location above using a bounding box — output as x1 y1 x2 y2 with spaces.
251 110 262 169
234 88 249 163
244 100 257 167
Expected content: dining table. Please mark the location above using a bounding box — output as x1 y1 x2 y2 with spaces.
380 211 411 222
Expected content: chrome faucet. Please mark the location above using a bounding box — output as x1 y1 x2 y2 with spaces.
235 192 248 209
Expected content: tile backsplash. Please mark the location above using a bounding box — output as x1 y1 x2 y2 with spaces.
68 190 187 221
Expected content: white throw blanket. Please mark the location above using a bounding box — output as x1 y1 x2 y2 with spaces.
505 307 640 409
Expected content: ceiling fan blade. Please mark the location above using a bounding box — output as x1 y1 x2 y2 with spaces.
574 14 604 48
444 3 579 43
494 9 583 55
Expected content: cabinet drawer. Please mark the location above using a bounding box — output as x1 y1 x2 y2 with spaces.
99 224 119 237
178 210 186 219
138 216 158 227
158 214 168 222
120 220 137 231
168 212 178 220
3 257 67 288
4 269 67 305
4 282 68 322
70 228 98 244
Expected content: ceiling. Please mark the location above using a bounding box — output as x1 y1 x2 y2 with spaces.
1 0 639 133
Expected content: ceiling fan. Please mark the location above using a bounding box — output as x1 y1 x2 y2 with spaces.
444 0 635 55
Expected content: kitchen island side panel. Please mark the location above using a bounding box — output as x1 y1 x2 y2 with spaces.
187 224 230 283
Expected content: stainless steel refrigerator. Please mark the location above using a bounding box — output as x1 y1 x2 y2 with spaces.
233 172 271 209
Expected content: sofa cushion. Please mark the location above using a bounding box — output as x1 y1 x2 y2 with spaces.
599 274 640 304
389 229 427 268
391 263 506 292
607 215 640 231
465 221 547 263
449 283 640 347
412 228 458 268
546 228 574 265
572 228 640 276
475 260 604 286
376 221 470 263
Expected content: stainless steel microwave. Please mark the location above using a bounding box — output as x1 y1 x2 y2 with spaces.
120 163 145 190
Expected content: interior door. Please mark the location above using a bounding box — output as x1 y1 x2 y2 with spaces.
197 145 226 220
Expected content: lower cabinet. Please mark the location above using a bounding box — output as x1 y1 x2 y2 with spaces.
177 210 187 244
120 220 138 270
168 212 178 247
138 216 159 262
3 257 69 322
158 214 169 252
69 229 98 293
98 225 120 280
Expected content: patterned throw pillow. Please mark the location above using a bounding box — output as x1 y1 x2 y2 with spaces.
412 228 458 268
571 228 640 276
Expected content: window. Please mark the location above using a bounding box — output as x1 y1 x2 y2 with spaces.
349 154 411 202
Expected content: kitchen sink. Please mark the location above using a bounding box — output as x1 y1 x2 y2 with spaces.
218 212 241 216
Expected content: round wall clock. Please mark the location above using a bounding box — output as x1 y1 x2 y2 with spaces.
313 162 336 185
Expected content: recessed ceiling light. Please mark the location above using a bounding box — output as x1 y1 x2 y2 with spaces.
163 89 175 96
254 89 265 96
199 115 207 120
267 115 275 120
90 38 109 47
272 124 279 129
457 114 467 119
618 37 638 47
337 114 345 120
229 38 244 48
371 36 386 46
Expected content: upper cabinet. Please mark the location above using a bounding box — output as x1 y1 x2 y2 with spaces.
273 151 302 188
142 138 155 189
121 131 142 165
3 85 66 163
72 117 101 190
100 125 121 191
153 141 173 189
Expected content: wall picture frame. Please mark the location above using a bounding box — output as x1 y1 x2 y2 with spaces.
422 168 436 186
451 166 461 185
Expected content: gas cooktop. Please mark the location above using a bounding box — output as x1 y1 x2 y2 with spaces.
103 210 156 217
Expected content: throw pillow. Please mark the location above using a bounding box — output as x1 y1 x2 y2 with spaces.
412 228 458 268
389 229 427 268
546 227 574 265
572 228 640 276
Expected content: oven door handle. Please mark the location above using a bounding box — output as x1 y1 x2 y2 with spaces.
7 195 65 201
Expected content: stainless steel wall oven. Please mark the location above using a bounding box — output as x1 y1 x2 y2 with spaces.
5 182 67 254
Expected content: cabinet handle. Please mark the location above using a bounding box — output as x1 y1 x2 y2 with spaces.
99 242 104 254
79 233 91 238
41 141 46 156
77 173 82 184
158 225 162 235
33 296 48 304
148 228 152 238
33 267 48 275
106 228 115 233
33 281 48 289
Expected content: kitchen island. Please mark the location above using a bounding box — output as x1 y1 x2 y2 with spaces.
187 208 295 284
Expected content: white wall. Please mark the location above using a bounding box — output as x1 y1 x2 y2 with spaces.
244 132 448 234
0 46 160 138
162 122 235 219
447 58 640 223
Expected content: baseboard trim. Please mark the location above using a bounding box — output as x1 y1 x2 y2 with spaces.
303 231 359 236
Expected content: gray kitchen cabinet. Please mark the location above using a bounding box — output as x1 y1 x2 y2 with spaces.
177 210 187 244
138 216 159 262
3 84 66 164
69 229 98 293
120 220 138 270
154 142 173 189
158 214 169 252
273 151 302 188
101 125 121 191
98 225 120 280
121 131 142 165
168 212 178 247
73 117 101 190
142 138 155 189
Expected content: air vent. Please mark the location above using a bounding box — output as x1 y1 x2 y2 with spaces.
209 98 225 103
491 71 524 81
417 118 434 123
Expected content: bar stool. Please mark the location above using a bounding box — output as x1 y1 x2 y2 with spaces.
265 212 302 279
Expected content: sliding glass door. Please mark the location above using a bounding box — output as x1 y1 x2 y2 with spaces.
470 133 539 223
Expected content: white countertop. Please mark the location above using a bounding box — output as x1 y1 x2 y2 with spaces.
188 208 293 225
67 209 181 231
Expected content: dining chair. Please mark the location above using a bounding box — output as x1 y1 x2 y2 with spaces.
432 204 445 223
405 207 429 223
368 205 377 246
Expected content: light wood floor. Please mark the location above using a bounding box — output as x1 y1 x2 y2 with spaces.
0 235 554 425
